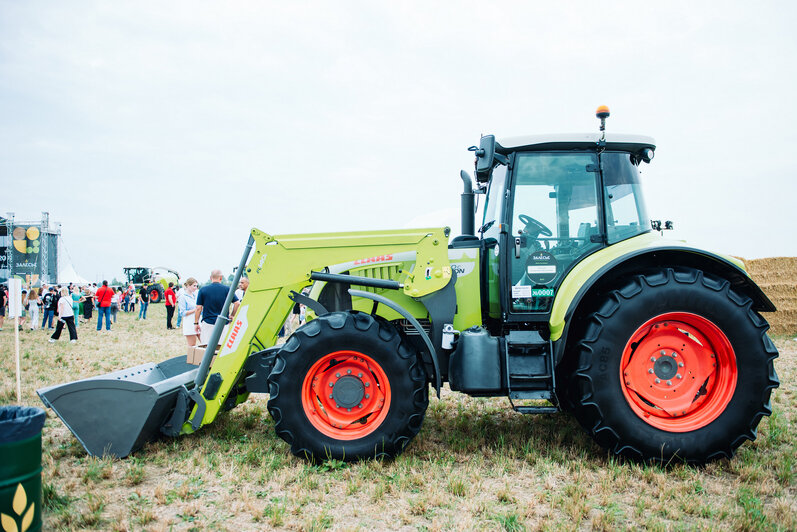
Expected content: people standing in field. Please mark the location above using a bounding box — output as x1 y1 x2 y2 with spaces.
0 284 6 331
12 289 29 330
28 288 40 330
42 287 57 329
164 282 176 330
195 270 239 345
235 277 249 302
82 286 94 322
175 283 185 328
128 286 136 314
122 286 131 312
138 284 149 320
179 278 200 346
49 287 77 343
110 288 121 323
71 286 84 328
95 280 113 331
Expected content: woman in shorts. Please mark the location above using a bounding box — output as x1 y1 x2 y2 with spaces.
179 278 200 346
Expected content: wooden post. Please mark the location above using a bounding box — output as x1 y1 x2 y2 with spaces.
8 278 22 402
15 314 20 402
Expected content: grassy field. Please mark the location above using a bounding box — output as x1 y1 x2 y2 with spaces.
1 305 794 531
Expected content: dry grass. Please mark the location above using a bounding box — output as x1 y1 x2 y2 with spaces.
1 305 795 531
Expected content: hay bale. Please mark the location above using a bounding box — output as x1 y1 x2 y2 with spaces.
745 257 797 335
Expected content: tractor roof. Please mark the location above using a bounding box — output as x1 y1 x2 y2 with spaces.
496 133 655 154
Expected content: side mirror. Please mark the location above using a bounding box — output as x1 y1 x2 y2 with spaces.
471 135 496 183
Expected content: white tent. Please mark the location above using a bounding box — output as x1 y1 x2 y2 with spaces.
58 262 90 285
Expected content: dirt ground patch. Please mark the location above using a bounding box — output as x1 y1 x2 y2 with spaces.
1 303 795 531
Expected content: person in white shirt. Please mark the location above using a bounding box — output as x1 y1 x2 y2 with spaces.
49 287 78 343
179 278 200 346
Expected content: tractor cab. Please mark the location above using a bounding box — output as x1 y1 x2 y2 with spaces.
474 118 656 318
123 266 152 285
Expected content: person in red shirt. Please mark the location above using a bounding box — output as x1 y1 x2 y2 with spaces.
164 282 177 330
95 280 114 331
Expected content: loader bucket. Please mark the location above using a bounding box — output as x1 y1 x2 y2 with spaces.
37 355 198 458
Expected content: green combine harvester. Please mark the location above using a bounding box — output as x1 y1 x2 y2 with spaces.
122 266 180 303
38 108 779 464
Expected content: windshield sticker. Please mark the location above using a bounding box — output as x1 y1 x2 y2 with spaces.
526 251 558 284
512 285 532 298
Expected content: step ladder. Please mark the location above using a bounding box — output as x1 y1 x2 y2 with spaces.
505 330 559 414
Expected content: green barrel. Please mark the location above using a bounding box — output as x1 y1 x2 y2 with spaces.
0 406 46 532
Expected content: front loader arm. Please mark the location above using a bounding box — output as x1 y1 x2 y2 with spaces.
182 226 453 433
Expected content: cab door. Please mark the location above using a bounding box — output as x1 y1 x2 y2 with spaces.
503 151 604 318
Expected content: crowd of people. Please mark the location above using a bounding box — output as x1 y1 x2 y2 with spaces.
0 273 282 351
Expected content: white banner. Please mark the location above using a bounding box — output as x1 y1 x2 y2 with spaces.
7 278 22 318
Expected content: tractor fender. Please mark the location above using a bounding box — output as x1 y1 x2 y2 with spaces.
550 235 775 365
349 289 442 398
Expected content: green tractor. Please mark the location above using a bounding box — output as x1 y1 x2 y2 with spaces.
39 108 778 464
122 266 180 303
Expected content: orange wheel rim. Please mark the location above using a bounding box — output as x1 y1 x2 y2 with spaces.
619 312 737 432
150 290 159 301
301 350 391 440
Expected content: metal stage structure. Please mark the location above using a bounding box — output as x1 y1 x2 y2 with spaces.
0 211 62 286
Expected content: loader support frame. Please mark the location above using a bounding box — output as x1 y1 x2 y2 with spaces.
349 289 442 396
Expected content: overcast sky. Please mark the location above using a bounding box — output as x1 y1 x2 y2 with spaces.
2 1 795 283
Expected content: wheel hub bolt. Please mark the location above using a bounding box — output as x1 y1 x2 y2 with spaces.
358 404 363 408
648 369 654 374
347 369 352 374
329 394 333 399
358 373 363 378
347 408 351 412
676 374 682 379
666 380 672 386
365 383 370 387
336 373 341 378
650 357 657 362
365 394 370 399
329 383 334 387
655 378 661 384
660 350 666 355
678 362 684 367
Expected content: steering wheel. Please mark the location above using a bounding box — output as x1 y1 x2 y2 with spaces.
518 214 553 238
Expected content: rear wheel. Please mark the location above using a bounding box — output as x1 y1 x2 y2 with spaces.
568 268 779 463
267 311 428 462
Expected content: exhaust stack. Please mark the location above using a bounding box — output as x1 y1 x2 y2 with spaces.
460 170 475 237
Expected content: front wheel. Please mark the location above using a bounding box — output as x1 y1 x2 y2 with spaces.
267 311 428 462
568 268 779 464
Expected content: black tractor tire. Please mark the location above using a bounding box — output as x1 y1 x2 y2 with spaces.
149 284 164 304
267 311 429 462
568 268 779 464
